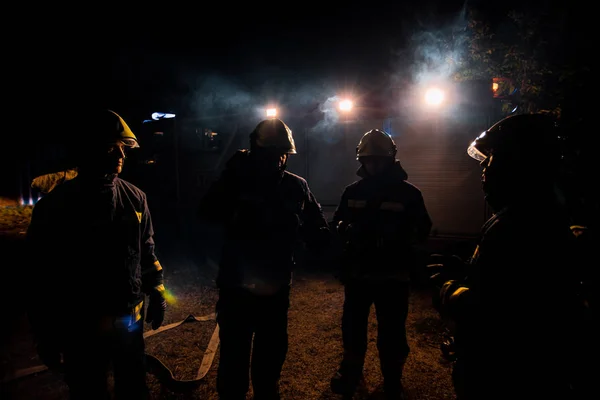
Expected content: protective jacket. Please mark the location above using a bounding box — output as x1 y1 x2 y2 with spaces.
26 175 164 341
333 161 432 282
199 150 329 292
439 199 579 398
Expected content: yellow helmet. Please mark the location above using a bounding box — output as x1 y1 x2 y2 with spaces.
105 109 139 148
356 129 397 160
250 118 297 154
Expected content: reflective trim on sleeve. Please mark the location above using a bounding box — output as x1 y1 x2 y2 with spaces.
348 199 367 208
133 301 144 323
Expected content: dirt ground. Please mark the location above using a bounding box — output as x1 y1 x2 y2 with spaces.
1 202 458 400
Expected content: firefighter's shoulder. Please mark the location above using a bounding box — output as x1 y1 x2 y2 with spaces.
282 170 309 188
342 179 364 195
115 177 148 202
399 179 425 196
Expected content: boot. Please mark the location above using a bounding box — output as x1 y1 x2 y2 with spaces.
382 357 407 400
383 381 406 400
330 367 364 396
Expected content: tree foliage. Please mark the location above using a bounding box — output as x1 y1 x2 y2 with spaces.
455 4 588 118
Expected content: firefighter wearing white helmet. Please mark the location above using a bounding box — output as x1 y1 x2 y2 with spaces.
331 128 432 398
250 117 297 154
431 113 588 399
26 109 167 399
356 128 397 159
198 117 330 399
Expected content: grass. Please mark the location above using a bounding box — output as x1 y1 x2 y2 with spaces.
3 267 455 399
1 203 456 399
0 203 32 237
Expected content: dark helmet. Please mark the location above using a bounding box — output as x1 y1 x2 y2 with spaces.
467 113 561 163
250 118 296 154
356 129 397 160
469 113 563 211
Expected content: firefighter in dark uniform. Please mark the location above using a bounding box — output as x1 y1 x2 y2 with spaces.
330 129 432 399
26 109 167 400
432 113 587 399
198 118 330 400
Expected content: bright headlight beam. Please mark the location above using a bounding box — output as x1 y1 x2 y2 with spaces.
339 99 353 112
424 88 445 106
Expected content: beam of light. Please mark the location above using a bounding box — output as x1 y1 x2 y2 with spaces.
338 99 353 112
164 289 177 305
152 112 176 120
266 108 277 117
424 88 445 106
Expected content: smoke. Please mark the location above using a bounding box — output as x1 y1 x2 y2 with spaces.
185 73 255 120
391 4 469 90
177 65 341 131
308 95 344 142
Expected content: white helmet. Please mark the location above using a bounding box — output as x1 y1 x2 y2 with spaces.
250 118 297 154
356 129 397 160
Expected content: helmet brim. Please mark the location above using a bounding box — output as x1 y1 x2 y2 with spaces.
120 138 140 148
467 140 487 162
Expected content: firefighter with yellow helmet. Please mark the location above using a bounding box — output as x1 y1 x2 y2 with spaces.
431 113 589 399
26 109 167 400
331 129 432 399
198 118 330 399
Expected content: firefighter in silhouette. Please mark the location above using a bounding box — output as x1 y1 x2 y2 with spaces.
26 109 167 400
330 129 432 399
431 113 588 399
198 118 330 400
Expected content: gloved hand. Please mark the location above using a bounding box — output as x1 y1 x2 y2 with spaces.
145 286 167 330
439 280 471 322
36 339 63 370
427 254 468 289
336 221 360 243
336 221 350 235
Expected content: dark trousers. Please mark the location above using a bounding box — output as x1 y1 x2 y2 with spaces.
62 314 148 400
216 286 290 400
340 281 410 387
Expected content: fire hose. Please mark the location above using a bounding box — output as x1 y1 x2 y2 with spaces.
2 313 220 393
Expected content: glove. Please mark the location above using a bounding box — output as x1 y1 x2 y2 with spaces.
427 254 468 289
36 340 63 370
145 285 167 330
440 280 461 305
439 280 471 321
336 221 350 235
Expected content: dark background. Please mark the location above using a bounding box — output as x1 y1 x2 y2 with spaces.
2 0 592 203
